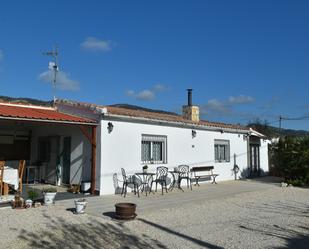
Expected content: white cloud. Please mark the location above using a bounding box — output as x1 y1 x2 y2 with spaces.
38 70 80 91
136 90 155 101
126 89 155 101
126 84 168 101
81 37 112 52
153 84 168 92
201 95 255 117
126 90 135 97
201 99 231 115
228 95 255 104
0 49 3 61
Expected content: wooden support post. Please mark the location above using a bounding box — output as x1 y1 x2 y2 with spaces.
91 126 97 195
79 125 97 195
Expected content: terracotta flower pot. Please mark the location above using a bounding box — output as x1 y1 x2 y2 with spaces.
115 203 137 220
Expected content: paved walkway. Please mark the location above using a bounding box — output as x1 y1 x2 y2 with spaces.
57 177 282 217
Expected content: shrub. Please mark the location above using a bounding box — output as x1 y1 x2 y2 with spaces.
27 190 38 201
43 187 57 193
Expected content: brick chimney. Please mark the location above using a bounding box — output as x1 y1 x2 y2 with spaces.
182 89 200 122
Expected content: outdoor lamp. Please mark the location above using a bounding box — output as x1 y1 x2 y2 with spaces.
107 122 114 133
192 129 197 138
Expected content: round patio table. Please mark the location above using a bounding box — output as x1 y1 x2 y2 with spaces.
135 172 155 196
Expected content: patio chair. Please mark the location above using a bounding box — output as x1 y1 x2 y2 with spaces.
18 160 26 193
151 166 168 195
178 165 192 190
0 161 4 195
120 168 139 198
113 173 123 195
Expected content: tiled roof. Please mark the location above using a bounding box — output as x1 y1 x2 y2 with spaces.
104 106 248 131
57 99 248 131
0 103 96 125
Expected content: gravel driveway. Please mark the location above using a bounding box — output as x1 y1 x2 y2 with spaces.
0 180 308 249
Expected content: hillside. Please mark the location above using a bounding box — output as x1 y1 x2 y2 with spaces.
0 96 52 106
247 122 309 138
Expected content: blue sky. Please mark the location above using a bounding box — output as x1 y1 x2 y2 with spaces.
0 0 309 130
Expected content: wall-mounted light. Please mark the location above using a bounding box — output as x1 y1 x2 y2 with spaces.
192 129 197 138
107 122 114 133
220 129 224 134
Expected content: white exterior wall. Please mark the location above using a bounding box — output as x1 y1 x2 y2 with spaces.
99 119 254 195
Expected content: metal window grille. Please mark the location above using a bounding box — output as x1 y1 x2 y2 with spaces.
141 141 151 162
141 135 167 164
214 139 230 162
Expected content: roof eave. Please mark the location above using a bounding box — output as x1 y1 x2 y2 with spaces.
102 113 249 133
0 116 97 126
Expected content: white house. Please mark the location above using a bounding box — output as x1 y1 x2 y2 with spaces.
56 90 270 196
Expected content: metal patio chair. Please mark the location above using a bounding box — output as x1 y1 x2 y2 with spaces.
178 165 192 190
151 166 168 195
120 168 139 198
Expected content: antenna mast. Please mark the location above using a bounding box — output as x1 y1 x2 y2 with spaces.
43 46 59 104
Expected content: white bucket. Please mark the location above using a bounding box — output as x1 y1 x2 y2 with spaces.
25 199 33 208
75 200 87 214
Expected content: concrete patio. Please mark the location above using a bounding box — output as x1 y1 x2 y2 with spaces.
56 177 283 217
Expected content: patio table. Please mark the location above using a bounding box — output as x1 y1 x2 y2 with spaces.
135 172 155 196
168 171 184 192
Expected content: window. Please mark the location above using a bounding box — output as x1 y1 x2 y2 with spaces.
214 139 230 162
141 135 167 164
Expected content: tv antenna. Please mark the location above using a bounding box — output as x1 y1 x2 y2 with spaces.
43 46 59 104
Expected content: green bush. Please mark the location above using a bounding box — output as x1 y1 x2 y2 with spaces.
27 190 39 200
286 179 305 187
273 136 309 186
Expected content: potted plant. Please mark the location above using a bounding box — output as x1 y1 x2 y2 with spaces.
25 190 38 208
142 165 148 173
43 187 57 205
74 198 88 214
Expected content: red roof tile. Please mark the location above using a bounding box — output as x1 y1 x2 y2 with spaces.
105 106 248 130
0 104 96 125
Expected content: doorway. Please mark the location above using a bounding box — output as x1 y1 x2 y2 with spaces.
62 137 71 185
249 144 260 177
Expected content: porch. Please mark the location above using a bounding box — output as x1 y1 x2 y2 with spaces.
0 103 98 203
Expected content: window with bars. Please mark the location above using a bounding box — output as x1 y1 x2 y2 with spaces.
214 139 230 162
141 135 167 164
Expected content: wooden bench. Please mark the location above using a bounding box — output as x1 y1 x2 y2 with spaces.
190 166 219 186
